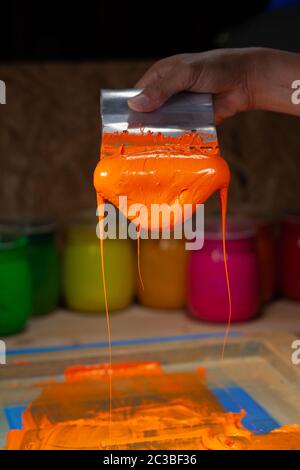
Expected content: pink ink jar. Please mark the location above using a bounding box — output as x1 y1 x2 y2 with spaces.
279 213 300 301
229 205 279 303
187 218 260 322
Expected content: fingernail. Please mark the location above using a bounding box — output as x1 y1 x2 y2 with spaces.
128 93 150 111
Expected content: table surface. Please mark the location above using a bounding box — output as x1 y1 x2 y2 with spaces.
4 300 300 353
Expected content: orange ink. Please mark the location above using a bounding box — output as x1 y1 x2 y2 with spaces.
220 187 232 359
94 132 229 231
94 131 232 354
6 362 300 450
96 193 112 443
64 361 163 383
93 130 233 447
137 224 144 290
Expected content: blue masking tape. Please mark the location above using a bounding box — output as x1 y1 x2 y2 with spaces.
211 386 279 434
6 331 240 356
4 405 27 430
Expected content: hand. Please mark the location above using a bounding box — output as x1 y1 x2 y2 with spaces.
128 48 300 123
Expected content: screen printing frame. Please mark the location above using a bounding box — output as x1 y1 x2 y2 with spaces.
0 332 299 448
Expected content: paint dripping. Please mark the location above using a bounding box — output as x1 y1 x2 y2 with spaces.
94 131 232 368
219 186 232 360
137 224 144 290
96 194 112 445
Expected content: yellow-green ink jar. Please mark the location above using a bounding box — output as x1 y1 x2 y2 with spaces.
63 214 135 312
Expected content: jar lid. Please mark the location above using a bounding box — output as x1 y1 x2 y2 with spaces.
0 233 27 250
229 204 278 227
281 210 300 224
66 209 97 229
205 216 256 241
0 215 56 235
66 205 124 229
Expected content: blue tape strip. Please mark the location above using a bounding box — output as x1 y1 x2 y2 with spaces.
4 405 27 430
6 331 240 356
211 386 279 434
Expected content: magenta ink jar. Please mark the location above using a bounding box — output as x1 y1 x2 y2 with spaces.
279 213 300 301
187 218 260 322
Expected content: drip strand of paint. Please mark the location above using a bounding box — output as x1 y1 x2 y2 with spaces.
97 194 112 444
137 224 144 290
95 131 232 361
219 186 232 360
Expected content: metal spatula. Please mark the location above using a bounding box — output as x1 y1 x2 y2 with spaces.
101 89 217 142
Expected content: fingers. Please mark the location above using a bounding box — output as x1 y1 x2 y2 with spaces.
213 92 243 124
135 58 174 88
128 63 196 112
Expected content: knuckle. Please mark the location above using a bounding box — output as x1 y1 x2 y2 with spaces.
145 85 165 104
178 63 197 87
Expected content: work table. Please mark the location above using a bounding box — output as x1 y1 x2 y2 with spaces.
4 300 300 359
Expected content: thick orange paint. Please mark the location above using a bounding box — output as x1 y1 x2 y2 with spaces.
6 362 300 450
94 131 230 231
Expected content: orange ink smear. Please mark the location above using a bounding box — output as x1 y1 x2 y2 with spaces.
64 361 163 383
6 362 300 450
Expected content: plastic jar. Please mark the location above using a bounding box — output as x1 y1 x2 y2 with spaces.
187 218 260 322
63 215 135 312
0 217 61 316
0 234 32 335
279 214 300 300
229 206 278 303
256 221 278 303
137 238 187 309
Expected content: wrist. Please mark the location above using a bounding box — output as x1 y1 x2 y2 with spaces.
249 48 300 115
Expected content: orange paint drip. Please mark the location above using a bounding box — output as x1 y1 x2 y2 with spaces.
220 187 232 360
137 224 144 290
96 194 112 444
94 131 232 355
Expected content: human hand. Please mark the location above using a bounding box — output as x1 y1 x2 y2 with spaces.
128 48 300 123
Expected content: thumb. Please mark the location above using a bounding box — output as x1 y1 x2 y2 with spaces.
128 67 194 112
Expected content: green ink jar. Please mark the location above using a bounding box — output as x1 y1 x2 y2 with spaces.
0 217 61 316
0 234 32 335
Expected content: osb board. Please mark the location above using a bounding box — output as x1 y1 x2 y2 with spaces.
0 61 300 219
0 61 151 219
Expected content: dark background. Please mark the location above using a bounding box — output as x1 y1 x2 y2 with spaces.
0 1 269 61
1 0 300 219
